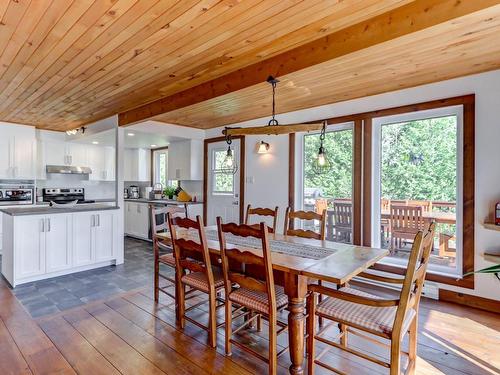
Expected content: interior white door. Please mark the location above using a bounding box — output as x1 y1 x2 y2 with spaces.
206 139 241 226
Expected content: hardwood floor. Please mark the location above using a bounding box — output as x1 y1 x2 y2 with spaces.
0 275 499 374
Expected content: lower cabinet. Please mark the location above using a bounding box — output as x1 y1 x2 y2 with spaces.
8 209 119 286
124 201 150 240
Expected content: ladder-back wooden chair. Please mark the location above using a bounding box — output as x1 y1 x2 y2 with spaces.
150 204 186 302
283 207 326 240
168 214 225 348
217 218 289 375
245 204 279 233
307 223 436 375
390 204 425 252
331 201 352 243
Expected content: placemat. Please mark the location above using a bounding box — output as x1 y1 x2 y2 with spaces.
204 229 335 260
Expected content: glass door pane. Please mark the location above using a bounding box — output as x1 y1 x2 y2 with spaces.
373 108 461 276
303 124 354 243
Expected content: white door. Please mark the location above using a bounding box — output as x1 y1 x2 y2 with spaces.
206 139 241 226
45 214 72 273
15 216 45 279
94 212 114 261
73 212 94 266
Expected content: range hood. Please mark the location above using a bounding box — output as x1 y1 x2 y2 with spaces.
46 165 92 175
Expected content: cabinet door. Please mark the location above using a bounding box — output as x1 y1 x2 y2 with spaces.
44 140 67 166
14 135 36 179
87 145 105 181
45 214 72 273
94 212 114 261
73 212 94 266
0 136 12 178
136 203 150 239
67 143 87 166
123 149 136 181
15 216 45 279
104 147 115 181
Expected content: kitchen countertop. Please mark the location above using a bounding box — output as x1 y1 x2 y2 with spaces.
124 198 203 205
0 203 120 216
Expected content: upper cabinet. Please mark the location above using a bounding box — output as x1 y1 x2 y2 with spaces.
87 145 115 181
167 140 203 180
0 123 36 180
124 148 150 182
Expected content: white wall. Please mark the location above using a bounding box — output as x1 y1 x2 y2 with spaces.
206 69 500 301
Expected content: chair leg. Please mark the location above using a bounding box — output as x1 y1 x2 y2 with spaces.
408 318 418 371
307 293 317 375
257 313 262 332
208 291 217 348
317 280 323 327
225 300 232 356
390 336 401 375
268 316 277 375
178 283 186 329
154 260 159 302
340 323 348 347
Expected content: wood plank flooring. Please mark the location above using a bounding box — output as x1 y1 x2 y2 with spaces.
0 276 499 374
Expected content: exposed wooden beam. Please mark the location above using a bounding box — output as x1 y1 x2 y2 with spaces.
118 0 499 126
223 123 324 136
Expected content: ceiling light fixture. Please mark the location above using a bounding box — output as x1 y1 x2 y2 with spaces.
257 141 270 154
65 126 86 136
311 121 331 174
221 132 238 175
150 144 157 148
92 141 99 145
127 132 135 136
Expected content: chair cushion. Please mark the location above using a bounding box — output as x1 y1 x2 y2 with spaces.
229 286 288 314
158 253 176 267
316 287 416 336
181 268 225 293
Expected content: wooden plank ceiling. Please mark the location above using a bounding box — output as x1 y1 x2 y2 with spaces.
1 0 499 131
0 0 411 131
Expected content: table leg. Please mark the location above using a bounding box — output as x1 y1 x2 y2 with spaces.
284 273 308 375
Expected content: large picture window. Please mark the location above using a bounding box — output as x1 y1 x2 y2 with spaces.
372 106 463 277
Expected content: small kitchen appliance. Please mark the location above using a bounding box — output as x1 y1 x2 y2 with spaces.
124 188 129 199
129 185 140 199
0 184 34 206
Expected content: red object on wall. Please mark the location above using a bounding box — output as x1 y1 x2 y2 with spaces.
496 202 500 225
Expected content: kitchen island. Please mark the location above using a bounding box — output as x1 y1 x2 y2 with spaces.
1 204 122 287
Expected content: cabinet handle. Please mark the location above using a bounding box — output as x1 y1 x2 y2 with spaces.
40 219 44 233
46 218 51 232
91 214 95 227
97 214 100 227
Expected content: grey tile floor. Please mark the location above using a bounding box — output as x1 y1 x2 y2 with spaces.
2 237 167 318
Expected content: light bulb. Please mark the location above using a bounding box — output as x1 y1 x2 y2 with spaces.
317 152 326 166
225 148 234 167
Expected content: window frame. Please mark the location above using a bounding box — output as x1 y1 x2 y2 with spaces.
211 147 235 196
151 147 169 187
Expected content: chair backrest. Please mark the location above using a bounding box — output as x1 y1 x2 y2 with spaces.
217 218 277 312
406 200 432 213
314 198 328 216
381 198 391 211
390 204 424 233
393 222 436 336
244 204 279 233
168 215 215 289
150 205 185 236
332 201 352 227
283 207 326 240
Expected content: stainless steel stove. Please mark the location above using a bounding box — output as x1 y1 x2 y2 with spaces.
42 188 95 205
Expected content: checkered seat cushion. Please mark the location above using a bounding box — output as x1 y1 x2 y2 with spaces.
181 268 225 293
229 286 288 314
158 253 176 267
316 287 416 336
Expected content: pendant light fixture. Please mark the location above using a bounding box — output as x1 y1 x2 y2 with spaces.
311 121 331 174
221 131 238 175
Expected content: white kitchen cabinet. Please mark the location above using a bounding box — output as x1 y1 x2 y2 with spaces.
0 122 36 180
186 204 203 220
73 212 94 267
14 215 46 279
66 142 87 166
94 211 114 261
167 140 203 180
87 145 115 181
45 214 72 273
124 148 150 182
124 201 149 240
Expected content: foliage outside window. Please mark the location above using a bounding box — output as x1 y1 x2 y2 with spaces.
212 149 234 194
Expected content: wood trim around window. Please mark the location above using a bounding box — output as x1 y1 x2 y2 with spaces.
290 94 475 288
203 135 245 225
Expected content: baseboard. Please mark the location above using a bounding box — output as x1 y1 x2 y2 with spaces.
439 289 500 314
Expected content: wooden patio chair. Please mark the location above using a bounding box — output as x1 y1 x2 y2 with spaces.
307 223 436 375
217 218 289 375
283 207 326 240
389 204 425 253
439 232 456 257
381 198 391 244
315 198 328 216
331 201 352 243
168 214 225 348
150 204 186 302
245 204 279 233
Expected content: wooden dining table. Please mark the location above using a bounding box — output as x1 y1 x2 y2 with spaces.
158 227 388 375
